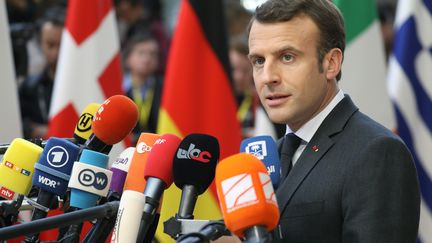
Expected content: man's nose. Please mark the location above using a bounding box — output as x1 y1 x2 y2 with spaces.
262 62 281 86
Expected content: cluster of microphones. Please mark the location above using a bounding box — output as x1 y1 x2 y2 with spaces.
0 94 283 243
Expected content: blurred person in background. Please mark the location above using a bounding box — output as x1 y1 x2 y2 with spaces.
19 6 64 139
122 32 163 143
115 0 169 73
229 37 258 139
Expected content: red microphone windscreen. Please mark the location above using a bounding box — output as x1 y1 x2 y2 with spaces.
92 95 138 145
215 153 279 237
144 134 181 188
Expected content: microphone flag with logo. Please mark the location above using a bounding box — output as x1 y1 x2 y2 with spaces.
109 147 135 195
25 138 80 242
240 135 281 189
173 133 220 219
156 0 242 241
123 133 160 192
111 133 160 243
32 138 80 197
215 153 279 239
68 149 112 209
0 138 43 200
74 103 100 145
138 134 182 241
82 147 135 243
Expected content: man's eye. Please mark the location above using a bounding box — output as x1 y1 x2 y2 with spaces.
253 58 265 66
282 54 294 62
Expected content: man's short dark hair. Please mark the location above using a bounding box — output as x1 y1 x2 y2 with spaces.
248 0 345 81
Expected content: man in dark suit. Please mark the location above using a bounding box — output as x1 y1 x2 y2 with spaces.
247 0 420 242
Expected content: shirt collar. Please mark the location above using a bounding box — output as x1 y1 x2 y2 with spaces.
286 89 345 142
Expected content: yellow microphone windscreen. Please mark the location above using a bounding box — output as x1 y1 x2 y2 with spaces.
0 138 43 199
74 103 100 142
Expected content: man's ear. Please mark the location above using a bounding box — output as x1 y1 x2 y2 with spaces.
324 48 343 80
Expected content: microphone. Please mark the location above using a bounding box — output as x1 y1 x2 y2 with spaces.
23 138 80 242
73 103 100 145
83 147 135 243
240 136 281 189
173 133 220 219
84 95 138 153
0 138 43 225
110 133 160 243
137 134 181 242
215 153 279 242
62 149 112 242
123 133 160 192
108 147 135 197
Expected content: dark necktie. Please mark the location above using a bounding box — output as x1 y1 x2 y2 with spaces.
280 133 302 180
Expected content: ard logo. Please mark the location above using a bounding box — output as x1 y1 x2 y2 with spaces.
76 112 93 132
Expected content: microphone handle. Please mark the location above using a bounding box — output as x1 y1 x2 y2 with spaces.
243 225 272 243
177 185 198 219
82 192 120 243
23 190 57 243
135 177 166 243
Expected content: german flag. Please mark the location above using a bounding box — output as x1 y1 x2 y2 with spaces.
156 0 242 241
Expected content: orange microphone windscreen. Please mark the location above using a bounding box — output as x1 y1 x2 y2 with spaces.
92 95 138 145
215 153 280 237
123 133 160 192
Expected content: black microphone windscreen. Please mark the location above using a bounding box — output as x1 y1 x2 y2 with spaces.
173 134 220 195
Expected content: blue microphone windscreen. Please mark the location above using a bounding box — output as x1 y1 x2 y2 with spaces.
240 135 281 189
70 149 109 208
32 138 80 196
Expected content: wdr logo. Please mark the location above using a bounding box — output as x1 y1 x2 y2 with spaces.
38 175 59 188
47 146 69 168
221 173 257 212
245 141 267 160
78 169 108 190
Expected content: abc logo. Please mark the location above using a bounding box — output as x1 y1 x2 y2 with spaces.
76 113 93 132
47 146 69 168
78 169 108 190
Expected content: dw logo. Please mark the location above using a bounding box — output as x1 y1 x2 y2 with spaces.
78 169 108 190
47 146 69 168
245 141 267 160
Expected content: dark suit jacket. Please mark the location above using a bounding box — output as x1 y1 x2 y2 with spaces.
275 95 420 243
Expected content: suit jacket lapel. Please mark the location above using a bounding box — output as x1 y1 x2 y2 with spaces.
276 95 359 214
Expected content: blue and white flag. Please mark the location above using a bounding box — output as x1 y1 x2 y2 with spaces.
387 0 432 241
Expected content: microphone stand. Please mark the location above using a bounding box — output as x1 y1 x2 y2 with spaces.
175 220 230 243
243 226 273 243
0 195 24 227
0 201 119 241
82 192 120 243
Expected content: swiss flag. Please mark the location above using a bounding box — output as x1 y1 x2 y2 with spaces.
42 0 124 241
47 0 123 139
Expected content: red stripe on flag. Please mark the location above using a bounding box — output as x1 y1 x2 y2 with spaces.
98 52 123 98
66 0 112 45
162 0 241 160
46 103 79 139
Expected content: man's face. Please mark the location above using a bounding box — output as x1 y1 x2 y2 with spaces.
41 22 63 69
229 49 254 94
127 40 159 78
248 15 338 131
